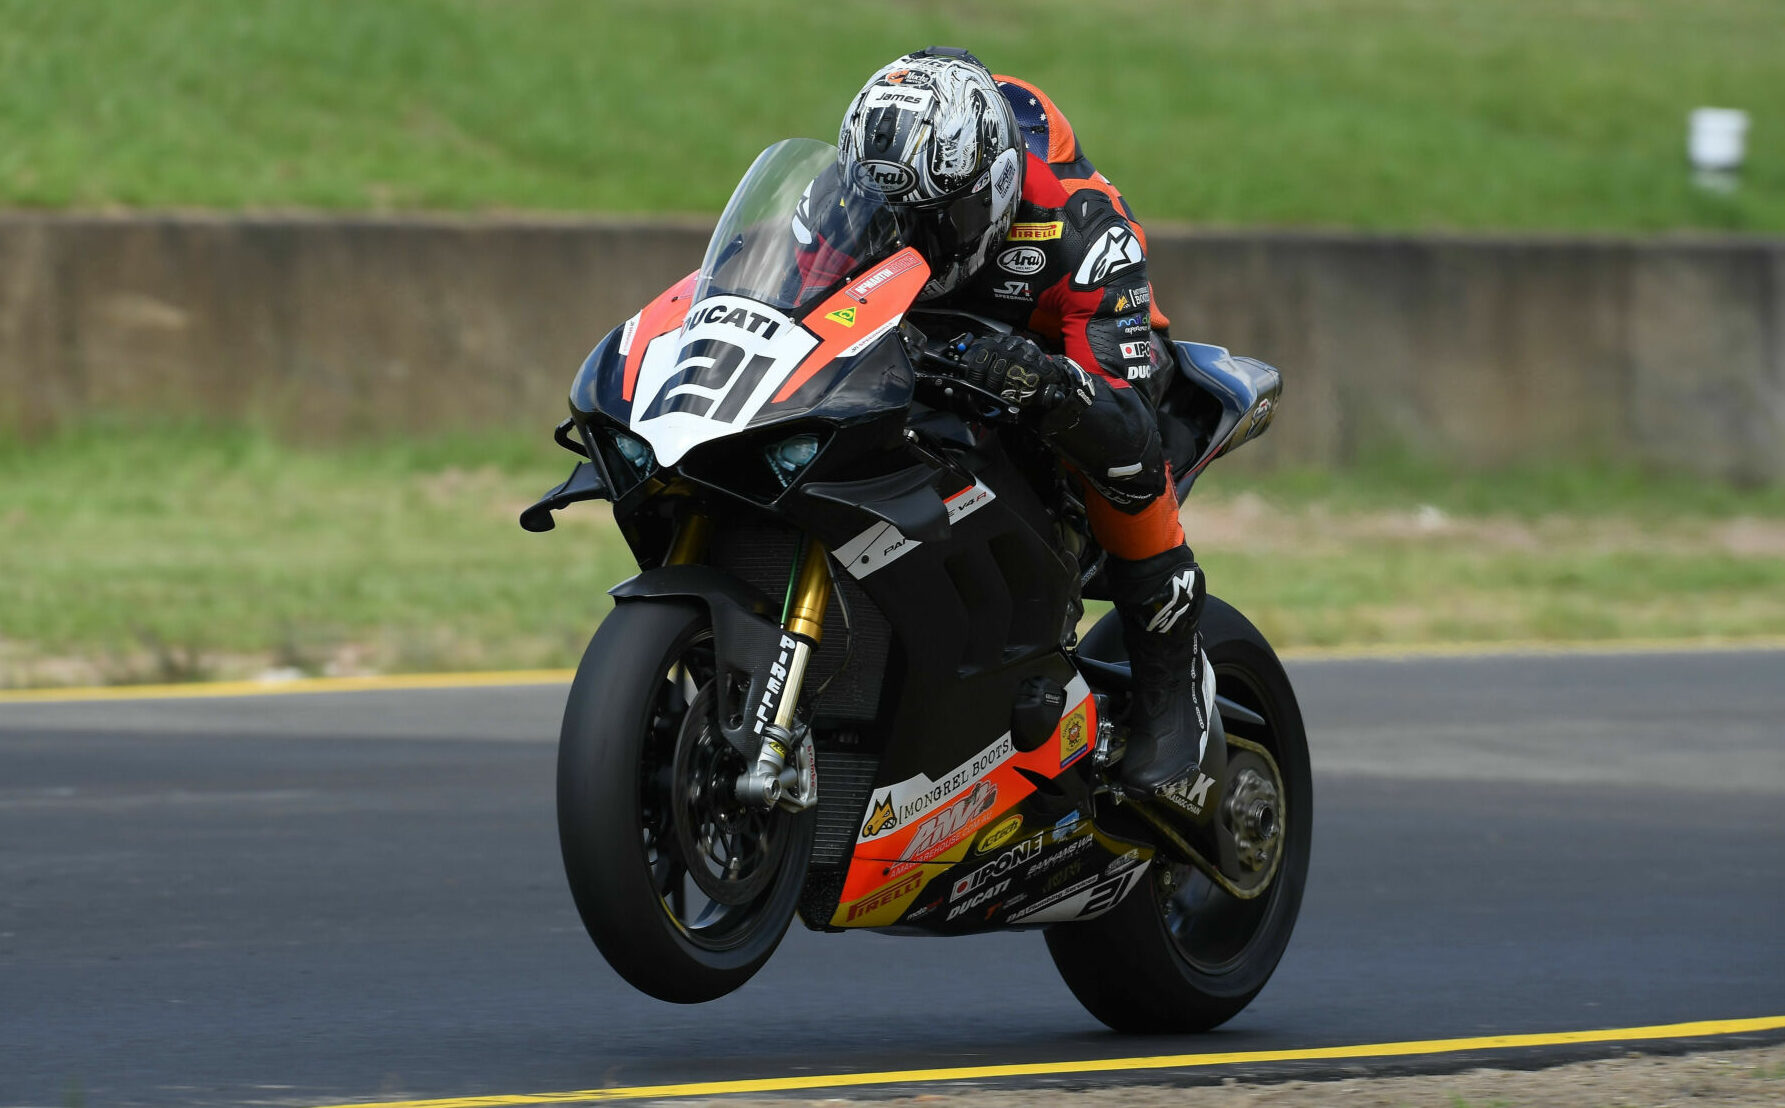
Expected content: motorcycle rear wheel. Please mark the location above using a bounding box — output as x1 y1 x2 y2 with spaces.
1046 597 1312 1032
557 600 813 1003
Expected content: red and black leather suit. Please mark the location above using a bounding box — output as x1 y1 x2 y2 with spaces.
933 75 1185 564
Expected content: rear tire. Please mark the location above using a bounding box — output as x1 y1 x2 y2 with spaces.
1048 597 1312 1032
557 601 812 1003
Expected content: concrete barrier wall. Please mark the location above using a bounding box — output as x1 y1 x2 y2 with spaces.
2 214 1781 479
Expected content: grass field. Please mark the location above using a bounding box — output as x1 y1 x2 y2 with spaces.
3 425 1781 688
2 0 1782 232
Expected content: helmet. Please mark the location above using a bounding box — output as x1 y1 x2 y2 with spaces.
837 47 1023 299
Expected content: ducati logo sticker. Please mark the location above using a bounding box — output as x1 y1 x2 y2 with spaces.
1074 225 1144 286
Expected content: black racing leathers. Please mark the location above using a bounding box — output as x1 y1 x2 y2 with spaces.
931 154 1168 516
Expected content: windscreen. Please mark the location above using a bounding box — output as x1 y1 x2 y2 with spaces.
691 138 905 312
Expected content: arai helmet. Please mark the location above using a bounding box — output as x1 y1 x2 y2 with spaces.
837 47 1023 299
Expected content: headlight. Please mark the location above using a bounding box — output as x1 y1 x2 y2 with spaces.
610 429 655 476
763 433 821 487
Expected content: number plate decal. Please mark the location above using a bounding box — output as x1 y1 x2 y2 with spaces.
629 295 819 465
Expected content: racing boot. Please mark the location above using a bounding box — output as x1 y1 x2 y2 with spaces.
1107 546 1212 795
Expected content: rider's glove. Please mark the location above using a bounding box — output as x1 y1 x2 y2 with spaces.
959 333 1096 433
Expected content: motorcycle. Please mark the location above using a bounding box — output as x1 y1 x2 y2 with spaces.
522 138 1309 1032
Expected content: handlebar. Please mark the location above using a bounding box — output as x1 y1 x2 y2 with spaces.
906 333 1024 424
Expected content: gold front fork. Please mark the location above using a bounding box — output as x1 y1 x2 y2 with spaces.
774 536 830 731
733 534 832 810
783 536 831 645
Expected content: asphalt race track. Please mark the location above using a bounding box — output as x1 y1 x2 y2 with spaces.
3 648 1782 1107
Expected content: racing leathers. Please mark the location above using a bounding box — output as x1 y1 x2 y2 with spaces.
933 133 1212 799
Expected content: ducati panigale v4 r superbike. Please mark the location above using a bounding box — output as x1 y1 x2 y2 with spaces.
522 139 1310 1031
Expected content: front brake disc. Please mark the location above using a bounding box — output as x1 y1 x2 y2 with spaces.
671 682 787 907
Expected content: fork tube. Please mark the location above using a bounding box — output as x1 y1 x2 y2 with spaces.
775 537 831 730
784 537 831 645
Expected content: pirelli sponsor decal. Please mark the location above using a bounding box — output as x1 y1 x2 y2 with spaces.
834 869 928 927
1007 221 1064 242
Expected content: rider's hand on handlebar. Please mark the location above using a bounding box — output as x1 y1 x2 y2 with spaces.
959 333 1096 432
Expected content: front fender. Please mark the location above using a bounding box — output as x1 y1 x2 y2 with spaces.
609 566 795 759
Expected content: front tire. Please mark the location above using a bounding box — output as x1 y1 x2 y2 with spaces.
557 601 812 1003
1048 597 1313 1032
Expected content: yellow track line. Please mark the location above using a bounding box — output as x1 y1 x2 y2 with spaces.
311 1015 1785 1108
1277 635 1785 662
3 635 1782 705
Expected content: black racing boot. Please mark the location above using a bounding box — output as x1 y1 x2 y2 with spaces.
1107 546 1211 793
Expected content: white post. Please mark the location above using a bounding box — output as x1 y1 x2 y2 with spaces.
1689 108 1749 193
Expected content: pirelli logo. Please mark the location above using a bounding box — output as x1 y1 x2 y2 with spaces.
1007 221 1064 241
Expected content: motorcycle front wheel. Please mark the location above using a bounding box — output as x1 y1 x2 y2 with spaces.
557 600 813 1003
1047 596 1313 1032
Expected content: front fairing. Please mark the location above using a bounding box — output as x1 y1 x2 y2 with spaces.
570 139 931 477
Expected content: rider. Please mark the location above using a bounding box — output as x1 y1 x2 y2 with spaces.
832 47 1213 808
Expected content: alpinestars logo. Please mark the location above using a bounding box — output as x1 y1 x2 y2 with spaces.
1074 226 1144 286
1146 569 1199 633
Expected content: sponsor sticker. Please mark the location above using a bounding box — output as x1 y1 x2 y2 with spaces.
997 245 1046 275
1007 221 1064 241
1050 809 1083 842
975 814 1023 854
903 895 944 922
844 251 924 300
1058 703 1090 768
1029 832 1095 877
856 732 1014 843
853 159 918 196
1040 859 1085 894
826 306 858 327
860 795 897 838
1105 848 1142 877
843 870 927 923
1158 772 1217 816
902 780 999 861
834 478 998 579
993 280 1031 301
946 878 1008 922
951 837 1042 900
1119 340 1150 360
1113 285 1150 313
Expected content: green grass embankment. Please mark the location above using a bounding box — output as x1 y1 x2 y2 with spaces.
3 426 1781 688
2 0 1781 232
